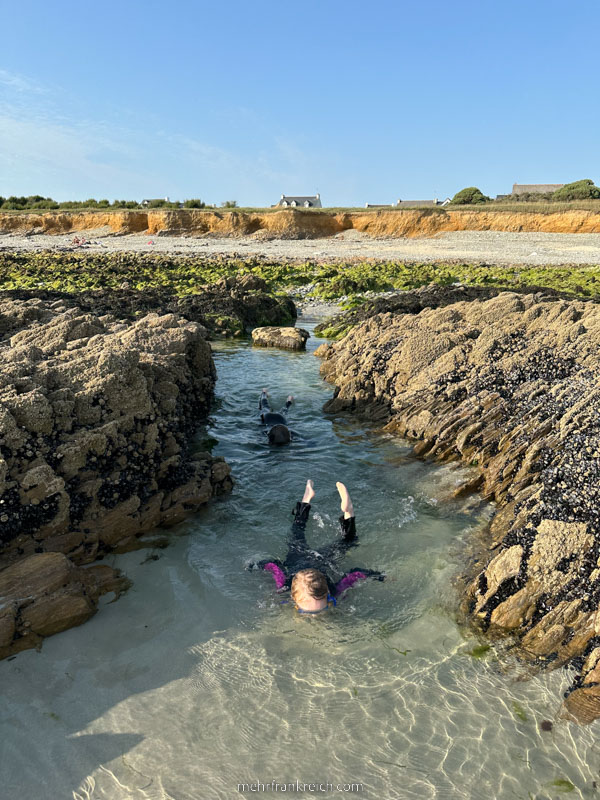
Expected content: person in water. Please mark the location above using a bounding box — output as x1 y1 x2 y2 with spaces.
259 388 296 445
250 480 385 613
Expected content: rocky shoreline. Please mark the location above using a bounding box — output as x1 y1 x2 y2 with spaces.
316 286 600 723
0 276 294 659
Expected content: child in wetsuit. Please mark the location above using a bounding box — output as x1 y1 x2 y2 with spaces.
259 388 295 445
251 480 384 613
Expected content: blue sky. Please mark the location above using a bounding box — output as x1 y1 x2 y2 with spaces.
0 0 596 206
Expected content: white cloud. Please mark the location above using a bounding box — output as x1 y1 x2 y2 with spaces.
0 69 45 94
0 69 324 204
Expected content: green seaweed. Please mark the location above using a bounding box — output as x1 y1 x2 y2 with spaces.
511 701 528 722
546 778 575 793
469 643 491 659
3 252 600 301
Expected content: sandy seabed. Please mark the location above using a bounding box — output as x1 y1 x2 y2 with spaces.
3 228 600 265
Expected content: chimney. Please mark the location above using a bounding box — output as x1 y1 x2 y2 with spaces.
281 194 285 199
316 193 320 199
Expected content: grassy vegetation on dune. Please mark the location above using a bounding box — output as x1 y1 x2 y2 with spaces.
5 202 600 215
1 251 600 303
446 200 600 214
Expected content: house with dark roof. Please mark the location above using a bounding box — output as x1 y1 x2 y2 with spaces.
512 184 564 195
141 197 170 206
277 194 322 208
394 197 451 208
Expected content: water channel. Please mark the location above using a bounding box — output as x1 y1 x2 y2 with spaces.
1 316 598 799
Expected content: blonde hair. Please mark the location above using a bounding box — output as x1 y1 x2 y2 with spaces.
291 569 328 606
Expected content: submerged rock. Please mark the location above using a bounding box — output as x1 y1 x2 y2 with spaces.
0 552 130 657
252 325 310 351
317 288 600 723
0 297 233 658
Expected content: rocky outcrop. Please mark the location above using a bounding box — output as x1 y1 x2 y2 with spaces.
4 207 600 238
0 297 233 657
0 269 296 339
252 326 310 350
314 283 586 339
0 552 130 658
317 290 600 722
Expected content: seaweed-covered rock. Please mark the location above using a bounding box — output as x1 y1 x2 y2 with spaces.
316 290 600 722
0 274 296 339
252 326 310 351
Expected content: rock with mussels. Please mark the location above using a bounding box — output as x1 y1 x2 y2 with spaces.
316 289 600 723
0 296 233 659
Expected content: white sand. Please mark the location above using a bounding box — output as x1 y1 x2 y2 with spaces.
2 228 600 265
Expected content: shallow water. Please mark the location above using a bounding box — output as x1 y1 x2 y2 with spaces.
1 317 599 800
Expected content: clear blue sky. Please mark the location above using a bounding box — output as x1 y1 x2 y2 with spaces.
0 0 596 206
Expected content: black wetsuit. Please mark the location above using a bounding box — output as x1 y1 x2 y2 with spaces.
259 392 295 442
252 500 384 597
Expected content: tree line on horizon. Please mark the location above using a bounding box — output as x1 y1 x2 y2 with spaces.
1 180 600 211
0 196 238 211
450 179 600 205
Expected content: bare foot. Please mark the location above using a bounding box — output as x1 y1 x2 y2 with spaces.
287 395 294 404
302 479 315 504
336 482 354 519
262 388 268 395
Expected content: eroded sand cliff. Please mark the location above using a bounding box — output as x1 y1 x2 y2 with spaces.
3 207 600 238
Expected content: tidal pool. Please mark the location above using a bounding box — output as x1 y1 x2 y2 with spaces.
1 317 598 800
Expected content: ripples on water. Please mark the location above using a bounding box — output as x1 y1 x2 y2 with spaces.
1 318 599 800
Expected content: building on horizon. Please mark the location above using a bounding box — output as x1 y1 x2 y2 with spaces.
141 196 172 207
511 183 564 195
393 197 451 208
276 194 322 208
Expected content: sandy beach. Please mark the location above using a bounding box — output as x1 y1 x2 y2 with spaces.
3 228 600 265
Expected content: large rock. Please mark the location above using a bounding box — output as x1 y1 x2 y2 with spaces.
0 296 235 658
316 288 600 722
252 326 310 350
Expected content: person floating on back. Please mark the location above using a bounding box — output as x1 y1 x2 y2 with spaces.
249 480 385 613
259 388 296 445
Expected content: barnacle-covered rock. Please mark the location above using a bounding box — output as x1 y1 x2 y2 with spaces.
317 288 600 722
0 296 233 659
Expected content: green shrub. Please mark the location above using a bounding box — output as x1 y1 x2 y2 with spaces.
552 179 600 201
183 199 206 209
450 187 490 205
504 191 553 203
221 200 238 208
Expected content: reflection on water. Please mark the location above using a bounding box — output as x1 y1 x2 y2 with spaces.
1 318 599 800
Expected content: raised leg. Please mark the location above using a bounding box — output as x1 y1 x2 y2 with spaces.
337 482 357 543
259 389 271 416
285 480 315 561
